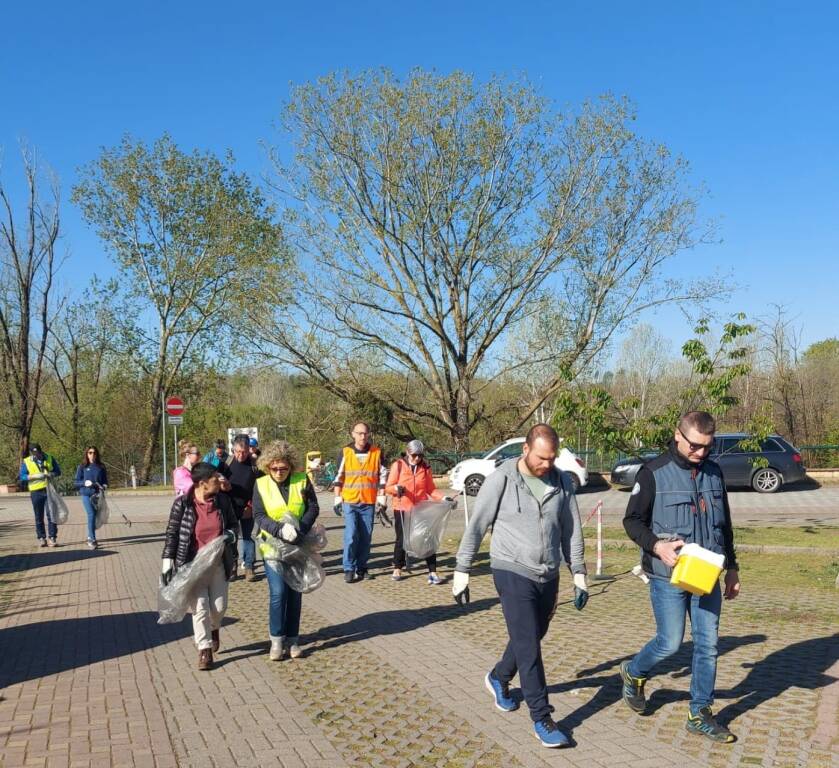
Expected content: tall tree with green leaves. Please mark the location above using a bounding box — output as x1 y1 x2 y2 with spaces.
73 135 287 481
257 69 722 449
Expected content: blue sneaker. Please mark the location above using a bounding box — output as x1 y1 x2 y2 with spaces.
484 670 518 712
533 717 570 748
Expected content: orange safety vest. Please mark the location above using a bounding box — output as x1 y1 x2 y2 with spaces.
340 445 381 504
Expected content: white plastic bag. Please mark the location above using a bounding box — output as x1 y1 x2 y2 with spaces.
261 518 328 593
157 536 226 624
93 491 110 529
404 500 455 559
46 482 70 525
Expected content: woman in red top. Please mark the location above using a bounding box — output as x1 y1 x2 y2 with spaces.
385 440 449 585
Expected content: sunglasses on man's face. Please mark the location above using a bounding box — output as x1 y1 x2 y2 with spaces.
678 427 714 453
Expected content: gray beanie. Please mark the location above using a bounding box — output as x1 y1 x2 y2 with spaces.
406 439 425 455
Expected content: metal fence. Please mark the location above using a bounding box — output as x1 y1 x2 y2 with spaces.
798 445 839 469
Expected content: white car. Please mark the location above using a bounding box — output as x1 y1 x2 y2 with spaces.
448 437 588 496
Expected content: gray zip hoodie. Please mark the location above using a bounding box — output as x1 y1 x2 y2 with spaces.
455 459 587 582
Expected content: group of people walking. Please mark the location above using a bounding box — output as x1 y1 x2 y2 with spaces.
22 409 742 750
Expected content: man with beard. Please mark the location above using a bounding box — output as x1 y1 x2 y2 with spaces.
452 424 588 748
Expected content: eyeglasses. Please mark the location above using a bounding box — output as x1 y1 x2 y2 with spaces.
86 450 96 455
269 465 290 474
352 430 369 436
408 453 423 459
678 427 714 454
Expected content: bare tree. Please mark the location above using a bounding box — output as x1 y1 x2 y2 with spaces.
257 70 721 449
0 146 62 466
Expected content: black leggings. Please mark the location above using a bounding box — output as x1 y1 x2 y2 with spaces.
392 510 437 572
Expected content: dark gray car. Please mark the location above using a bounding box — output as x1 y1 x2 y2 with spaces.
610 434 806 493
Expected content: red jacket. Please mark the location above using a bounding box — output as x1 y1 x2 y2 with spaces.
385 457 444 512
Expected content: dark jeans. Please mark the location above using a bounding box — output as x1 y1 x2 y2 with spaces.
342 502 374 573
392 510 437 572
31 489 57 540
265 559 302 640
493 568 559 723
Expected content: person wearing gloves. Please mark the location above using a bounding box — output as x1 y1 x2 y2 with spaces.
385 439 452 584
252 440 320 661
620 411 740 743
332 421 388 582
20 443 62 547
161 462 239 671
74 446 108 549
452 423 587 749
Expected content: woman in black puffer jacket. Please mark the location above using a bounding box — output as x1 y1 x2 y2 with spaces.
161 462 239 671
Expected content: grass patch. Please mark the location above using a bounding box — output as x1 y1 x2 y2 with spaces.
590 525 839 550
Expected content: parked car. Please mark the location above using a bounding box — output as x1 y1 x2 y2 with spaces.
610 434 805 493
449 437 588 496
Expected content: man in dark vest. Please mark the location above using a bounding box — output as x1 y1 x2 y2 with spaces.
620 410 740 743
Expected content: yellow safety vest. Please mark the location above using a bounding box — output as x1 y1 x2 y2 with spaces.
24 455 55 492
340 446 381 504
256 472 307 558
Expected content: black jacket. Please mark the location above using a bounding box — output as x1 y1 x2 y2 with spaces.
623 442 738 574
162 490 240 579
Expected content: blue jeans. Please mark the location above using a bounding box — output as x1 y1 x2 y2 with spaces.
238 517 255 568
264 559 302 640
31 489 57 540
628 577 722 712
342 503 374 573
81 495 97 542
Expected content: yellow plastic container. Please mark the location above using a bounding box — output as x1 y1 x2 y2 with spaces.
670 543 725 596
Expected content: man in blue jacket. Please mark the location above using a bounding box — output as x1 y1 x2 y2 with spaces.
452 423 587 748
620 410 740 743
20 443 62 547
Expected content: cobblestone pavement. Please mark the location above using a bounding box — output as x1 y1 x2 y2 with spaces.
1 493 837 768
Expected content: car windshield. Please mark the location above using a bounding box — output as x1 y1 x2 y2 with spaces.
486 442 523 460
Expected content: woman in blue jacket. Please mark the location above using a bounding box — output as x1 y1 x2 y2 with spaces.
74 446 108 549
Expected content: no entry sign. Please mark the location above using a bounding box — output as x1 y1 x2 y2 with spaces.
165 396 184 416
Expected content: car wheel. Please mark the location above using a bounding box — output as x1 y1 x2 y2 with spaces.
752 468 781 493
464 474 485 497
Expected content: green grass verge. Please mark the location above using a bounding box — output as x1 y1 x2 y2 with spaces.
592 525 839 550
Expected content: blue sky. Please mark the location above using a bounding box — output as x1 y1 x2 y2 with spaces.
2 0 836 351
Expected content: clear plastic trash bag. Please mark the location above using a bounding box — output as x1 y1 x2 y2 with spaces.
46 482 70 525
93 491 110 529
404 500 456 559
157 536 227 624
261 517 328 594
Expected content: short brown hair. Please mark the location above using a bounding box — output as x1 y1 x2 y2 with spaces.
525 423 560 448
678 411 716 435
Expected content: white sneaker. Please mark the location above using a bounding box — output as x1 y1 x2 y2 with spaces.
269 637 286 661
288 644 302 659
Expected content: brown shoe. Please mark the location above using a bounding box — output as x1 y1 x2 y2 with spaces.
244 568 256 582
211 629 220 653
198 648 213 671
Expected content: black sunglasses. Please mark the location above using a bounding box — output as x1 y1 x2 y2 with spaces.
678 427 714 453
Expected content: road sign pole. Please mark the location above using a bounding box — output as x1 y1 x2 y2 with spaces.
161 391 167 486
173 423 178 472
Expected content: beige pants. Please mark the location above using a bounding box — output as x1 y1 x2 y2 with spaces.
190 562 229 650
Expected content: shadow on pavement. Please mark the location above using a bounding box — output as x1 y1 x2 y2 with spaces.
0 547 116 574
548 633 768 730
0 611 192 689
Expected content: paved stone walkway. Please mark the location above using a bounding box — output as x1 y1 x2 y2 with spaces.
1 494 837 767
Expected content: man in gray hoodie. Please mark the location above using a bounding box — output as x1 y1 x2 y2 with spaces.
452 423 588 748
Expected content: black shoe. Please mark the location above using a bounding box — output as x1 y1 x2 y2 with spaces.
619 661 647 714
686 707 736 743
344 571 356 583
357 569 372 580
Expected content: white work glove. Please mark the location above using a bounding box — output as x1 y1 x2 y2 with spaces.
160 558 174 587
281 523 299 543
452 571 470 606
376 494 387 507
573 572 589 611
84 480 93 487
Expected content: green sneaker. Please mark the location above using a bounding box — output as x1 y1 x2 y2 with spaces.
686 707 736 743
619 661 647 714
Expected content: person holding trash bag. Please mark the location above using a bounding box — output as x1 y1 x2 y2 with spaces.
452 424 587 749
620 411 740 743
228 434 262 582
252 440 320 661
385 439 452 585
161 462 239 671
333 421 388 582
74 446 108 549
20 443 62 548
